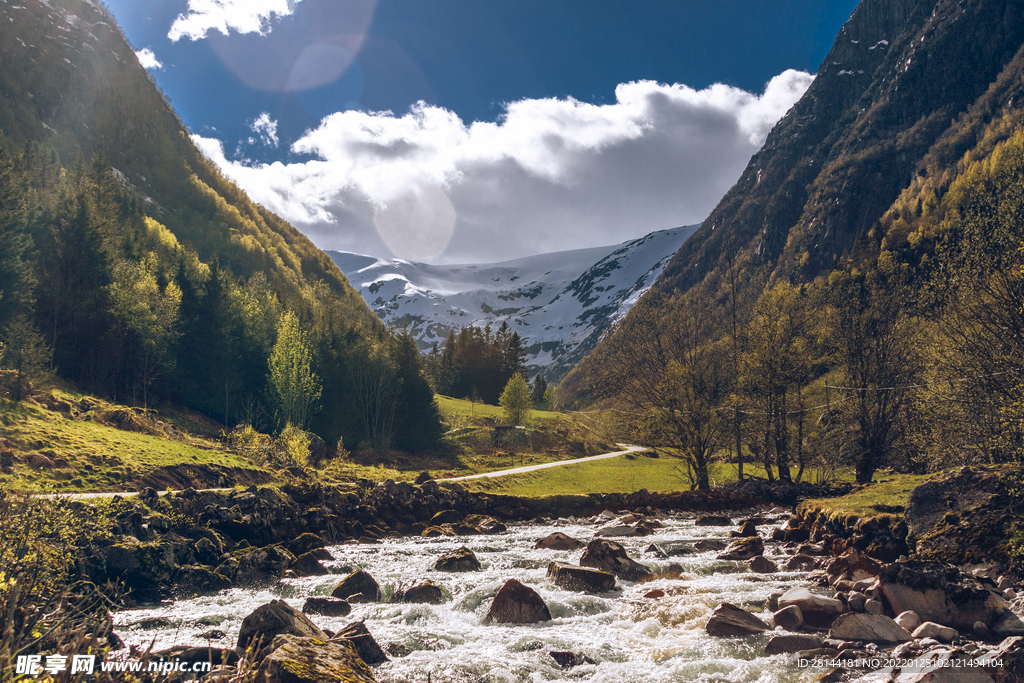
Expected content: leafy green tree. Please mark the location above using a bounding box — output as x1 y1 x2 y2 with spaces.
268 310 321 429
1 315 52 402
499 372 533 426
107 258 181 408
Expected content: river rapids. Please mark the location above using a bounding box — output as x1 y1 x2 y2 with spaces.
115 510 825 682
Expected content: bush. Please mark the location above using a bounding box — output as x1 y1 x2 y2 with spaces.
275 423 311 467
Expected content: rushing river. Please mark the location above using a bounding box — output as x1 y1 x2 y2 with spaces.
115 510 825 682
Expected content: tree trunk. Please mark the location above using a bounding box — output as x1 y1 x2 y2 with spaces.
735 406 743 480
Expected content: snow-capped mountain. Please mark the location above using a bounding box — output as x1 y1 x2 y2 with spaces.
327 225 697 381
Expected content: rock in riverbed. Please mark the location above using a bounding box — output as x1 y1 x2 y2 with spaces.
485 579 551 624
705 603 769 637
580 539 651 581
547 561 616 593
256 635 376 683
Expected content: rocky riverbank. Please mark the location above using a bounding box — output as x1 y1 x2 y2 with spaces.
61 467 1024 681
71 478 765 603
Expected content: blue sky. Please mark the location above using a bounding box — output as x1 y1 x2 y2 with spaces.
109 0 860 262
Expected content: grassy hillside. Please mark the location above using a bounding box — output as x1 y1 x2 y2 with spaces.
0 386 271 492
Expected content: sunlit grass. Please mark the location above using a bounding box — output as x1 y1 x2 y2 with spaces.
797 472 933 520
0 395 260 493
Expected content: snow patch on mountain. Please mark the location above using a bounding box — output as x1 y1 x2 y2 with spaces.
328 225 697 382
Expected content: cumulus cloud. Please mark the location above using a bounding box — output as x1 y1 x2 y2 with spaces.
134 48 162 70
194 69 813 262
168 0 304 42
248 113 279 147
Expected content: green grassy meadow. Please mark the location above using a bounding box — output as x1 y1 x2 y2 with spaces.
0 390 261 492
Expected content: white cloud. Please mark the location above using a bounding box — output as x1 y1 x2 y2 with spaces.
134 48 162 70
168 0 304 42
194 69 814 262
250 113 279 147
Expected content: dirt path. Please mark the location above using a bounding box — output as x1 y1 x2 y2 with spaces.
441 444 646 482
35 445 646 498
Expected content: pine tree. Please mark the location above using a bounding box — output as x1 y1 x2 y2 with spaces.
531 374 548 407
391 332 443 450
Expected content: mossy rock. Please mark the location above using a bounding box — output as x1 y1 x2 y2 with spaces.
256 635 376 683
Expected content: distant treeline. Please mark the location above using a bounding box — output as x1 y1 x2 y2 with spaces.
424 322 530 405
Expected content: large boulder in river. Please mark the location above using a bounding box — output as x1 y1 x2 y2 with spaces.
580 539 651 581
716 536 764 561
402 581 445 604
237 600 327 654
331 569 381 602
828 613 912 644
484 579 551 624
256 635 376 683
433 546 482 572
301 598 351 617
535 532 585 550
879 560 1008 629
705 603 769 637
547 561 616 593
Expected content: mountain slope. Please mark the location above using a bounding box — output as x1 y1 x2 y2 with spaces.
0 0 448 448
564 0 1024 403
0 0 372 317
329 225 697 381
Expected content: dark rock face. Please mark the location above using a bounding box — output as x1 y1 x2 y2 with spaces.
879 561 1008 629
331 621 389 665
402 581 445 604
484 579 552 624
433 546 482 572
535 532 585 550
236 600 327 654
547 561 616 593
301 598 351 617
331 570 381 602
580 539 651 581
256 635 377 683
705 603 769 636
